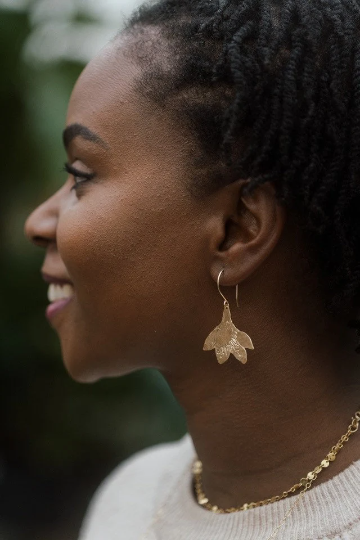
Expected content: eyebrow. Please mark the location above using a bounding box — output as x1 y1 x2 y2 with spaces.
63 123 108 150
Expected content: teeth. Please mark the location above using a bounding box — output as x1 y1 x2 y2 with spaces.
47 283 74 302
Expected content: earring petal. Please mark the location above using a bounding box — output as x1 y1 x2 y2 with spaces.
203 325 221 351
230 339 248 364
215 346 231 364
235 329 254 351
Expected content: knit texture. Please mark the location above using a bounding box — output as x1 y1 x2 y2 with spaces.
79 433 360 540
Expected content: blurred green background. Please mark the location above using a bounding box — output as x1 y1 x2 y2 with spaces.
0 2 187 539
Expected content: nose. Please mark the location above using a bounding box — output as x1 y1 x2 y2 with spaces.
25 188 62 249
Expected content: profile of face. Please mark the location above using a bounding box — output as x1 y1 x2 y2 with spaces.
25 29 288 384
24 36 222 383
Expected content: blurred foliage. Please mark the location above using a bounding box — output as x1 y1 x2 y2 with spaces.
0 7 186 540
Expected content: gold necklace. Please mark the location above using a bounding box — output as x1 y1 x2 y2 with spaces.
193 408 360 540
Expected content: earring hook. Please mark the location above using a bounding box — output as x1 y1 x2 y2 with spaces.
217 269 240 308
217 269 229 305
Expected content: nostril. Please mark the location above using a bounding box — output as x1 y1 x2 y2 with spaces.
31 235 51 249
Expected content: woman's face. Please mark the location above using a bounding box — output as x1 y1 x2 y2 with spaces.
25 38 215 383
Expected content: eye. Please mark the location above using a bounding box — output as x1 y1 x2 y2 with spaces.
63 162 95 190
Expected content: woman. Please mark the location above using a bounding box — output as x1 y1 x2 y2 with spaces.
25 0 360 538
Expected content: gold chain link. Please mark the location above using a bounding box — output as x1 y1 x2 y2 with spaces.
193 409 360 539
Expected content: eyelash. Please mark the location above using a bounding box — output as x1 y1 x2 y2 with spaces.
63 162 95 190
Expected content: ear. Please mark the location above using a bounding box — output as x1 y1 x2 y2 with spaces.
207 179 287 286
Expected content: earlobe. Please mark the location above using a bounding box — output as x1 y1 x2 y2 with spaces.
209 179 287 287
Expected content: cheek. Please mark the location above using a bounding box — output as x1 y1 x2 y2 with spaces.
57 188 157 302
55 183 204 369
58 184 189 280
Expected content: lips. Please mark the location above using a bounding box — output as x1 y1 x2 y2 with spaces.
41 272 74 286
45 296 73 321
41 271 75 321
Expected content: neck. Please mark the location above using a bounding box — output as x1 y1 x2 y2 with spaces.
164 313 360 509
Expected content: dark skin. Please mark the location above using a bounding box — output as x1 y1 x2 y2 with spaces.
25 36 360 510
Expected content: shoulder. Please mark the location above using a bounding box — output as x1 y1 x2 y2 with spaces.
78 433 193 540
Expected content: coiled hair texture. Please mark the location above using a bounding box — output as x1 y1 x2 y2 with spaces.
123 0 360 353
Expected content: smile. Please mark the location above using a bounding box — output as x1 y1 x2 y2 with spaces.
46 283 75 320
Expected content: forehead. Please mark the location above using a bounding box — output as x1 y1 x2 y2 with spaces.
65 36 192 170
67 38 142 139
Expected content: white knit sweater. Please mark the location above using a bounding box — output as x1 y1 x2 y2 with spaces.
79 433 360 540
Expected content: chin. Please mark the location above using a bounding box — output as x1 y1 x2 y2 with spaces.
62 358 102 383
59 343 102 383
60 345 140 383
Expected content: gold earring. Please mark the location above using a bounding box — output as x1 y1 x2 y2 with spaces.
203 269 254 365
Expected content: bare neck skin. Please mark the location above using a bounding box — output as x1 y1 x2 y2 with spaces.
165 257 360 508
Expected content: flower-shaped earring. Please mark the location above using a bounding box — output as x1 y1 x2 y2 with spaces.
203 269 254 365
